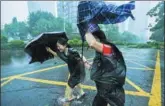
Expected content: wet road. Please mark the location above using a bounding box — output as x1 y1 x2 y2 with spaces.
1 47 164 106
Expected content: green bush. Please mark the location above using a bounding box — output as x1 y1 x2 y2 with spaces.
1 44 10 50
134 44 152 48
1 35 9 49
68 39 164 49
147 41 164 49
1 35 8 43
112 41 136 46
8 40 25 49
68 38 88 47
1 50 12 65
113 41 164 49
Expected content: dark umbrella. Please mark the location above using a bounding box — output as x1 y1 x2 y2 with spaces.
77 1 135 40
24 32 68 64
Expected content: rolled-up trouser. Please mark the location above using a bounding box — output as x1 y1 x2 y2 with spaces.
92 81 125 106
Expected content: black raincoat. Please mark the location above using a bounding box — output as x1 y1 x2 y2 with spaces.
90 41 126 106
57 48 85 88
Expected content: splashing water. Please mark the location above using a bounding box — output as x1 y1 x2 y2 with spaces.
57 96 83 105
72 100 83 105
57 97 68 105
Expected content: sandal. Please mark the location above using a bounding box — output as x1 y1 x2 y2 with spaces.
64 95 76 102
76 92 86 100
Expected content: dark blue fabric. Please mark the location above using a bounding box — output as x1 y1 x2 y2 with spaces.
77 1 135 40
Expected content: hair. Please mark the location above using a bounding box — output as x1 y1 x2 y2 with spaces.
92 30 107 42
57 38 71 48
92 30 125 65
57 38 67 45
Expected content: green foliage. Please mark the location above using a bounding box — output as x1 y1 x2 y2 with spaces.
8 40 25 49
28 11 56 36
28 11 74 36
65 22 74 35
68 38 88 47
106 25 121 41
1 35 8 43
1 50 12 65
68 33 81 39
121 31 141 43
100 25 141 43
147 1 164 42
147 41 164 48
1 44 10 50
1 35 9 49
129 44 152 48
3 17 29 40
28 11 54 32
68 38 81 46
112 40 164 49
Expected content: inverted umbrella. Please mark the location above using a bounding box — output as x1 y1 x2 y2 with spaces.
24 32 68 64
77 1 135 40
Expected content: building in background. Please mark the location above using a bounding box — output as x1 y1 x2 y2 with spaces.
27 1 57 17
57 1 78 33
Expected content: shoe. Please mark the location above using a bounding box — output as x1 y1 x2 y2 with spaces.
64 95 76 102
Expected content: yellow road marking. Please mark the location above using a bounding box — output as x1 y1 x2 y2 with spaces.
126 78 149 95
128 67 154 71
149 51 161 106
16 76 67 86
1 58 94 82
1 64 67 81
1 66 153 82
1 77 15 87
14 76 150 97
63 74 70 106
127 60 154 70
1 64 153 82
82 84 151 97
125 91 150 97
1 56 157 101
81 84 96 90
125 55 155 62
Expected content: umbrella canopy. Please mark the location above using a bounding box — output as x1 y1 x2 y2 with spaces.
24 32 68 64
77 1 135 40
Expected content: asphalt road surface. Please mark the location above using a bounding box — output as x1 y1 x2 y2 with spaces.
1 47 164 106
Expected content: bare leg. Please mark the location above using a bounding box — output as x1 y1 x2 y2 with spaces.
76 84 85 95
75 84 86 99
66 87 76 101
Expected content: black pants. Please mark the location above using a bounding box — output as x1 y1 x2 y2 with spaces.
68 61 85 88
92 81 125 106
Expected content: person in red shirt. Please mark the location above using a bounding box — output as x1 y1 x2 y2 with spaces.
85 30 126 106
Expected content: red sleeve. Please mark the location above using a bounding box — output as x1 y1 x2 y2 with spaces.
102 44 113 55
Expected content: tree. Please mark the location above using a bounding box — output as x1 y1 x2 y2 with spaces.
147 1 164 42
1 35 9 49
121 31 140 43
106 24 121 41
1 35 8 44
28 11 73 37
53 17 64 31
8 40 25 49
65 22 73 35
3 17 29 40
28 11 56 36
